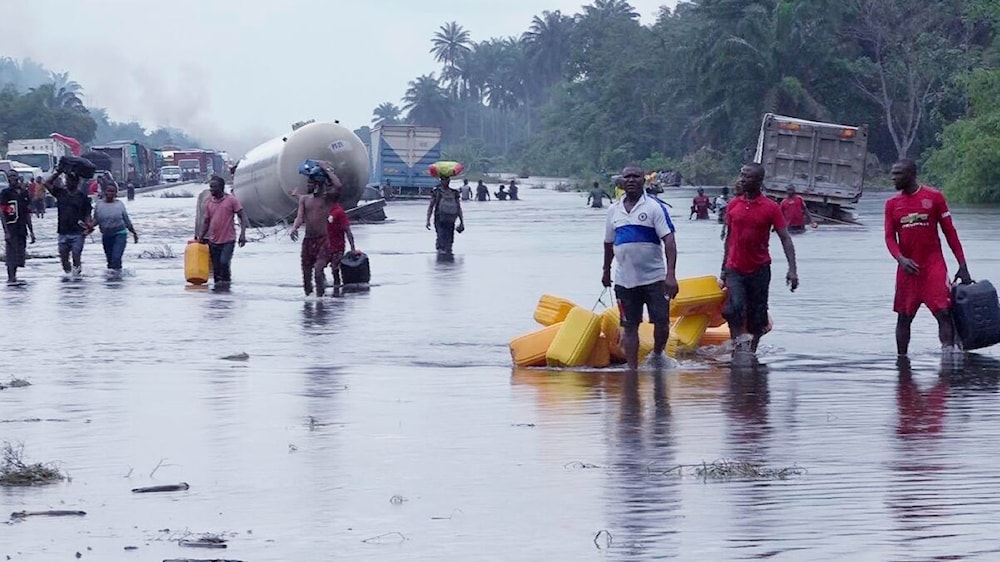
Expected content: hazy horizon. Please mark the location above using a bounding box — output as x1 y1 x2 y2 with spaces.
5 0 679 157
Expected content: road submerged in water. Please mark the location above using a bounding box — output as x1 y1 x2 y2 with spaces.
2 180 1000 561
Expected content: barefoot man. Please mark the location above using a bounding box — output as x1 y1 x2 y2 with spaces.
290 160 342 297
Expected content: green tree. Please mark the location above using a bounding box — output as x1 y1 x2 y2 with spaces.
402 74 452 129
430 22 473 95
371 102 402 125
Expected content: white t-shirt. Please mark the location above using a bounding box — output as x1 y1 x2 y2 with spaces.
715 195 728 209
604 194 676 288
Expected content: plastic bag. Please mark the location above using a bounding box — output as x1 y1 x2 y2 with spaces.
429 161 464 179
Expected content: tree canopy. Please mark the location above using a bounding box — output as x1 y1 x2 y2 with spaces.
378 0 1000 194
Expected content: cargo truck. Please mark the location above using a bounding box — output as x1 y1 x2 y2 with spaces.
172 150 214 181
6 134 79 173
754 113 868 224
368 125 441 198
90 141 155 187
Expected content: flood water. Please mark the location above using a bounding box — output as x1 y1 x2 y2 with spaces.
4 181 1000 561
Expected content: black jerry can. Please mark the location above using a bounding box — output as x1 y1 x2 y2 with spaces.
952 280 1000 350
340 252 371 285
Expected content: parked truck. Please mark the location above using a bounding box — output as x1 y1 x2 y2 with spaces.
368 125 442 198
6 134 80 172
90 141 156 187
172 150 215 182
754 113 868 224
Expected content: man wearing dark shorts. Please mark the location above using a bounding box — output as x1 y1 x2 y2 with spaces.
721 163 799 355
602 164 679 370
1 171 35 284
884 159 971 355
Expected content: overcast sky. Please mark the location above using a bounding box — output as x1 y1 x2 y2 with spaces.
6 0 678 156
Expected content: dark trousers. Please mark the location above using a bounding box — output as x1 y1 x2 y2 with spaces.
5 233 26 281
435 215 457 253
723 265 771 336
208 241 235 284
102 232 127 270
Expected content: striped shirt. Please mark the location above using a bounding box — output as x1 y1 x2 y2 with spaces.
604 194 675 288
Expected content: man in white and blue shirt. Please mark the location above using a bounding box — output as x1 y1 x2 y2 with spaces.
602 165 679 370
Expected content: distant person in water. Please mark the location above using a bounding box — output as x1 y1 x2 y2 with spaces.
495 185 509 200
1 171 35 284
587 181 610 208
690 187 711 220
714 186 730 225
92 183 138 278
721 163 798 356
884 159 971 356
426 175 465 255
508 179 519 200
290 163 343 297
780 185 817 233
476 180 490 201
459 178 473 201
198 175 248 288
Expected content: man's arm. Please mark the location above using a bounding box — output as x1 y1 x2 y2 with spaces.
237 208 249 246
938 195 969 281
199 203 211 242
457 196 464 224
775 227 798 291
26 199 34 241
662 233 679 298
289 196 306 240
426 191 437 228
345 224 357 253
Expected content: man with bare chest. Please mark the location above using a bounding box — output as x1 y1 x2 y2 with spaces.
290 161 343 296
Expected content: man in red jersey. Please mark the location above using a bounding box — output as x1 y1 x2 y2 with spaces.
721 163 798 355
780 185 817 233
884 159 971 356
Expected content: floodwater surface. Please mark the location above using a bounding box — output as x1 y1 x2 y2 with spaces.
3 182 1000 561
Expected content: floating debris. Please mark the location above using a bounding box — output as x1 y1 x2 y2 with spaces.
132 482 190 494
564 461 602 470
10 510 86 520
8 378 30 388
361 531 408 544
0 418 70 424
137 244 176 259
179 535 227 549
594 529 614 549
389 495 407 505
0 442 65 486
221 352 249 362
657 459 807 481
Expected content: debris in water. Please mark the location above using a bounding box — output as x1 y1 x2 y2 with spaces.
137 244 176 259
657 459 807 481
178 534 227 549
0 442 65 486
123 546 138 551
594 529 614 549
221 352 249 362
7 378 29 388
362 532 409 544
389 495 407 505
288 444 298 453
0 418 70 424
10 510 86 520
132 482 190 494
511 423 535 427
564 461 602 470
430 508 464 520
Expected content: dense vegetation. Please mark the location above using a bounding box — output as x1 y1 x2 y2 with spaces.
378 0 1000 199
0 57 199 154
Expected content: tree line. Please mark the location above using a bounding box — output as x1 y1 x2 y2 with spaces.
374 0 1000 201
0 57 200 156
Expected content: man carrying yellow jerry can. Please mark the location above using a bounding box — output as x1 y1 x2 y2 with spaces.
602 164 679 370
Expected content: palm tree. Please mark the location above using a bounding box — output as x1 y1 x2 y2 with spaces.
372 102 402 125
49 71 82 94
29 83 87 112
402 74 452 129
522 11 575 90
430 22 473 95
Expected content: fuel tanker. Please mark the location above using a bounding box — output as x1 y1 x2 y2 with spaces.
229 121 370 226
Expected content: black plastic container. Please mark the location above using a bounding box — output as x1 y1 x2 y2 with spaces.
58 156 96 179
340 252 370 285
952 280 1000 350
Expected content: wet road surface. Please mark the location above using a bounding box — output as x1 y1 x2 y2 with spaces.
3 181 1000 560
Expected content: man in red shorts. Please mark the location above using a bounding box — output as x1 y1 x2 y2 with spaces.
884 159 971 356
721 163 799 356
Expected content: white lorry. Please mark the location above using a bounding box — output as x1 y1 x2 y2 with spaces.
6 137 75 173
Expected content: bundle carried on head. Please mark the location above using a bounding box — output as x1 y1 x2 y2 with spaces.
299 159 336 183
56 155 97 179
428 161 464 179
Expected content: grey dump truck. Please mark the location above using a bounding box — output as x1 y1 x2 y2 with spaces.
754 113 868 224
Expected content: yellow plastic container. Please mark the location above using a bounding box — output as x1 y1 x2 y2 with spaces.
534 295 577 326
185 240 210 285
667 314 712 355
547 307 602 368
670 275 725 318
600 307 623 360
701 323 732 347
587 335 611 368
510 323 563 367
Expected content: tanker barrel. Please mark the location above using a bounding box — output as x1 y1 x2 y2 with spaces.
231 122 370 227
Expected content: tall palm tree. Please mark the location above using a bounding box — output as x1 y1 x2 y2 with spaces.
402 74 452 128
430 22 473 95
522 11 575 89
372 102 402 125
49 71 82 94
29 83 87 112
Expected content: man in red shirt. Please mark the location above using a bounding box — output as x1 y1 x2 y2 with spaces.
721 163 799 355
780 185 817 233
327 188 358 287
884 159 971 356
690 188 711 220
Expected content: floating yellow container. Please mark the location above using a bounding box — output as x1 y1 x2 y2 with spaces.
509 323 564 367
670 275 725 318
547 307 602 368
533 295 577 326
600 307 623 360
667 314 712 355
184 240 210 285
638 322 656 363
701 323 732 347
586 335 611 368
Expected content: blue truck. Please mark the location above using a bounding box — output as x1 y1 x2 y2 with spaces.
368 125 441 198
